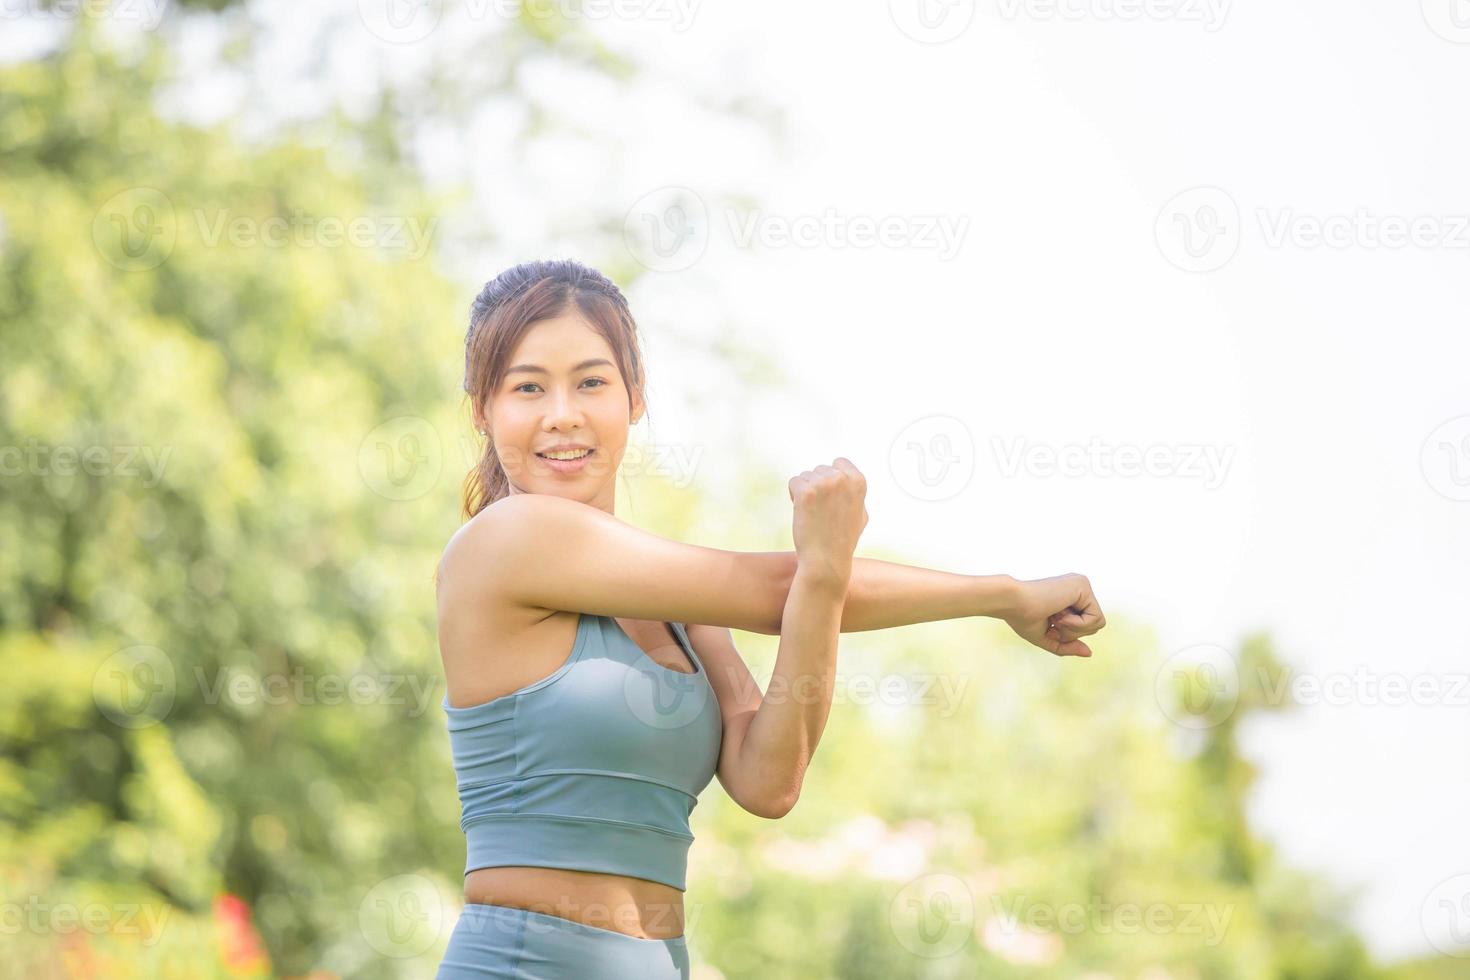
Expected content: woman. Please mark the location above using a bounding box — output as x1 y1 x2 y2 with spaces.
433 259 1105 978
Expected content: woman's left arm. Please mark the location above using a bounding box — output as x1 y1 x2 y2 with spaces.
713 565 847 818
826 555 1017 631
767 555 1105 658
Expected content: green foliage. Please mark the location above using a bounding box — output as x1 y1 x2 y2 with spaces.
2 22 466 978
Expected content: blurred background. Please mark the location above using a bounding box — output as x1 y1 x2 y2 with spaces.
2 0 1467 976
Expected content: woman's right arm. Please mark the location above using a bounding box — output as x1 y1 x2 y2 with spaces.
437 491 1105 657
436 492 794 635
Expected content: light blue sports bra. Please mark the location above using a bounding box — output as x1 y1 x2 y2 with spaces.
442 612 722 891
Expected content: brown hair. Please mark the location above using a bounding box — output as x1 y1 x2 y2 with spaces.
460 259 648 520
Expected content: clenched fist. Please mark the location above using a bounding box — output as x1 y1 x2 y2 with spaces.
789 457 868 587
1002 572 1106 658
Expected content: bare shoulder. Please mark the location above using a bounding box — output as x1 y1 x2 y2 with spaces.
437 493 595 591
438 496 538 593
436 499 579 707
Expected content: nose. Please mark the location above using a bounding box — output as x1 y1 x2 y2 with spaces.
542 385 585 433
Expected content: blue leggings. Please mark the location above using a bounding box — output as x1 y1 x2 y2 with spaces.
435 903 691 979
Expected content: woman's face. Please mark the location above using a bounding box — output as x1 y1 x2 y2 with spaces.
477 311 641 513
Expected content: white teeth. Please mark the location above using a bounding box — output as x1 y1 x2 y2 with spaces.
540 449 591 460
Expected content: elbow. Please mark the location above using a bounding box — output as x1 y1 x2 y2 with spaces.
746 790 799 820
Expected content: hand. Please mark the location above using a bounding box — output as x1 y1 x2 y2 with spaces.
789 457 868 586
1002 573 1106 658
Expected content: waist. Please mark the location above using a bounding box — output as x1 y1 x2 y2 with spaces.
463 811 694 891
464 866 686 940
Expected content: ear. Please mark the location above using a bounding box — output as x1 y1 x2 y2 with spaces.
629 387 645 425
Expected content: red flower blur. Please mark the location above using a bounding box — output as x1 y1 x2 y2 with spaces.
213 892 272 976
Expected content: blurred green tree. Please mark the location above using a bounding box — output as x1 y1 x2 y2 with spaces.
1 16 470 976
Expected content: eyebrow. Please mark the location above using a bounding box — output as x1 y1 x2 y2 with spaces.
506 358 615 376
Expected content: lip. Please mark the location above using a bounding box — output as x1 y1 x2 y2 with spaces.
535 444 593 454
534 447 595 476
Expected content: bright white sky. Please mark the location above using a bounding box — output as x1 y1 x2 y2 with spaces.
8 0 1468 965
594 4 1470 963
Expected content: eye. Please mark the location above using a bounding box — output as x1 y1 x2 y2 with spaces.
513 378 608 393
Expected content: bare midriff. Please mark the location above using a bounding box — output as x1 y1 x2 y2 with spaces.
464 866 686 940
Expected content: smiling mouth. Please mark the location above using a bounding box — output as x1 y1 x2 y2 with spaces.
536 449 594 460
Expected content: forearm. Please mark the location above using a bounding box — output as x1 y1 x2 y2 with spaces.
768 552 1018 633
736 564 846 812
